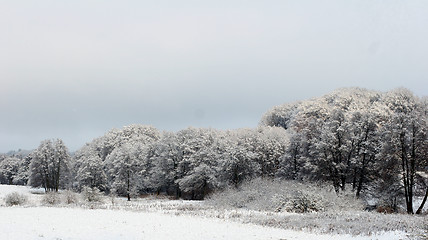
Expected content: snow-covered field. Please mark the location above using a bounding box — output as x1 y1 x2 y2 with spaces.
0 185 426 240
1 207 382 240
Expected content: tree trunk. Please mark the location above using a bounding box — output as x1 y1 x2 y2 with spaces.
352 167 357 191
202 179 208 200
55 158 61 192
416 187 428 214
176 187 181 199
401 131 413 214
127 170 131 201
356 169 364 198
340 175 347 191
356 154 368 198
292 145 299 180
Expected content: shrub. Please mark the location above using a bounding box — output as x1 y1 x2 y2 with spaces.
375 196 402 213
42 192 61 205
63 190 79 205
81 187 103 202
376 205 395 214
109 190 117 206
283 191 324 213
5 192 28 206
207 178 364 213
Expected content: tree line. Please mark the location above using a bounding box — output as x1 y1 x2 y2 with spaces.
1 87 427 213
261 87 427 214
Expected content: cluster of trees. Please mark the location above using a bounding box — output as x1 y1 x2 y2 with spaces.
72 125 288 200
261 88 428 214
27 139 71 192
1 125 288 201
0 150 31 186
0 87 426 214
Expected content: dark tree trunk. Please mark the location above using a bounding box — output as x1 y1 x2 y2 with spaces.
356 154 369 198
233 166 237 187
127 170 131 201
416 187 428 214
55 158 61 192
356 170 364 198
202 179 209 200
340 176 346 191
352 167 358 191
176 187 181 199
400 131 413 214
292 145 299 180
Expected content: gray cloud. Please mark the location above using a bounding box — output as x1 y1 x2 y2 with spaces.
1 1 427 152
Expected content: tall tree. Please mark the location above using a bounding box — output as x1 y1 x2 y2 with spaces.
220 130 259 187
75 152 107 191
174 128 220 199
106 142 145 201
350 110 380 197
379 89 428 214
148 132 183 197
28 139 71 192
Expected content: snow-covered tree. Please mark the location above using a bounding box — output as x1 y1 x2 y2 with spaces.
260 102 301 129
106 143 142 200
276 130 305 180
28 139 71 192
219 130 259 187
260 87 427 207
253 126 289 177
148 132 183 197
348 110 381 197
13 154 32 185
173 128 222 199
0 150 32 185
74 150 107 191
378 89 428 214
309 108 357 192
0 157 20 184
73 124 160 195
144 127 288 199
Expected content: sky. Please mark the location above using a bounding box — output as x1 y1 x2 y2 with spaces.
1 1 428 152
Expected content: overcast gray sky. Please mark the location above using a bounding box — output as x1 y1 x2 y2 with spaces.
1 1 427 152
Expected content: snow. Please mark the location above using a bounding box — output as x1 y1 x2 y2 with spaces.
0 185 418 240
0 184 44 206
0 207 406 240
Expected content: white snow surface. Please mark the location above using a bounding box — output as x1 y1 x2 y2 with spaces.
0 207 405 240
0 185 415 240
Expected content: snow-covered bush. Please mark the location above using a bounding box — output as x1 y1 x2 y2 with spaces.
282 190 324 213
5 192 27 206
63 190 79 205
109 189 117 206
42 192 60 205
81 187 103 202
207 178 364 213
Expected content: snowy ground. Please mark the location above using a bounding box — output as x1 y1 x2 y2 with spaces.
0 207 409 240
0 185 426 240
